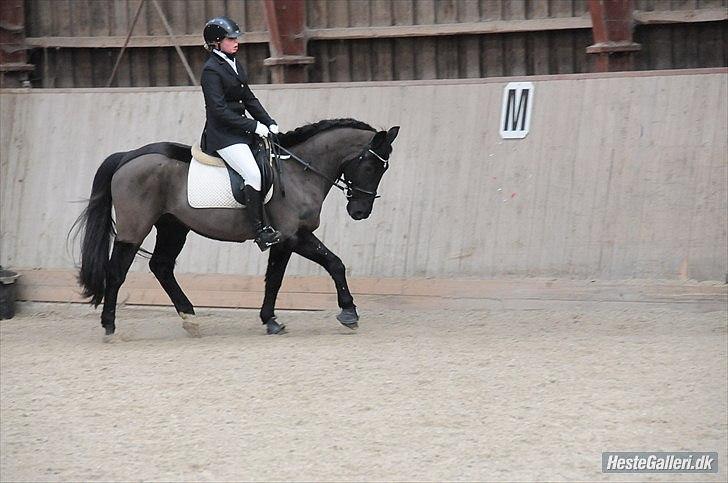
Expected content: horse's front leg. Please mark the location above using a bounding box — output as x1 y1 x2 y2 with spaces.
260 240 294 335
293 231 359 329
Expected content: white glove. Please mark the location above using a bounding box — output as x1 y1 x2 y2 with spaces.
254 122 270 137
269 124 279 135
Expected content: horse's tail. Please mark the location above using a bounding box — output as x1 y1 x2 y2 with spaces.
75 152 125 307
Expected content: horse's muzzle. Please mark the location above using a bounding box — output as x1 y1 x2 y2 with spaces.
347 201 372 220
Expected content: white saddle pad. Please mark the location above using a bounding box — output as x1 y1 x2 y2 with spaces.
187 157 272 209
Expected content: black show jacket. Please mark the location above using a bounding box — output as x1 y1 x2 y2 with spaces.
200 52 275 154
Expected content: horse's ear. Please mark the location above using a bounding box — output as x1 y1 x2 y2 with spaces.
371 131 387 148
387 126 400 144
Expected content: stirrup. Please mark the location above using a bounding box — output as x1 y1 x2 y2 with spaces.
254 226 281 251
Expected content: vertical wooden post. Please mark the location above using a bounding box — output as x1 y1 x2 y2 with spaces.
263 0 314 83
587 0 641 72
0 0 33 87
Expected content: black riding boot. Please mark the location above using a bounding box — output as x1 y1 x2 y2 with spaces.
243 185 281 251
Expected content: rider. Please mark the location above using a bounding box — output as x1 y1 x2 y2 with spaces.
200 16 281 250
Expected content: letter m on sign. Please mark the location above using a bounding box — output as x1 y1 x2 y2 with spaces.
500 82 534 139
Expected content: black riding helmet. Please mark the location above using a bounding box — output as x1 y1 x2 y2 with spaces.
203 16 242 46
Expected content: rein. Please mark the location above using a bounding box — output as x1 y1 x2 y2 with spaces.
269 137 388 200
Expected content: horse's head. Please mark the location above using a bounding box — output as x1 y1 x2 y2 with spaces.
342 126 400 220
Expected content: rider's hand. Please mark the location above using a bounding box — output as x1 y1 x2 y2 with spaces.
269 124 279 135
254 122 270 137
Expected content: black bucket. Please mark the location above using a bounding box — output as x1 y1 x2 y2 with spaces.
0 269 20 320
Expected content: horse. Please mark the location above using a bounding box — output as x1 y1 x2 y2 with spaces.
74 118 400 338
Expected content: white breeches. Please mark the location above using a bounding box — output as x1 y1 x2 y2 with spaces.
217 143 261 190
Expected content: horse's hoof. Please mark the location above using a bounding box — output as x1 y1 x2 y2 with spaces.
102 333 124 344
266 318 286 335
178 311 195 320
182 319 201 338
337 308 359 329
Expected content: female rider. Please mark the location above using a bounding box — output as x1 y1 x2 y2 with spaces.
200 16 280 250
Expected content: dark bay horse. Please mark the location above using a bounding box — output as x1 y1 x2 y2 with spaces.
75 119 400 338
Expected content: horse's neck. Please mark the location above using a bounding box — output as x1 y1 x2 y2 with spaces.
302 129 371 179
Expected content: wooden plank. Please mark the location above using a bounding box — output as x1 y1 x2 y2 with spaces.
157 0 186 35
52 0 72 37
501 0 527 76
435 0 458 78
327 0 351 81
414 0 436 79
652 24 674 70
697 21 725 67
36 0 53 36
25 17 611 50
89 0 111 36
186 0 205 34
244 0 267 32
480 0 503 20
697 0 726 8
634 8 728 23
205 0 226 23
371 38 394 80
460 0 481 21
350 40 372 81
307 16 593 39
306 0 328 29
556 30 576 73
25 32 270 48
129 48 151 87
371 0 392 26
226 0 246 32
529 32 550 74
392 0 414 80
169 2 192 85
459 0 481 78
349 0 371 27
348 0 372 81
572 29 593 73
672 0 698 9
91 49 114 87
150 47 170 86
14 269 728 310
24 0 40 36
53 49 71 87
481 34 504 77
572 0 587 16
111 0 130 36
133 0 149 36
392 0 415 25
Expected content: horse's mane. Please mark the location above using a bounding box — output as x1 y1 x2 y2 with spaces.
278 118 376 148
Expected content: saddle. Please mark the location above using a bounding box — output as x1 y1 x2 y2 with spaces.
190 140 274 207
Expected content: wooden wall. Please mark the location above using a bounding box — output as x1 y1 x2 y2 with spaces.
19 0 728 87
24 0 272 86
306 0 594 81
2 69 726 282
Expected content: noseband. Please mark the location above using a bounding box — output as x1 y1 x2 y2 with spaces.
271 140 389 200
339 148 389 199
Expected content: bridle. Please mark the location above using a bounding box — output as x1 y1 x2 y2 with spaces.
269 137 389 200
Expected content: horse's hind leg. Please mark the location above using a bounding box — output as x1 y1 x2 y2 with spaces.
101 241 139 337
293 231 359 329
149 215 198 336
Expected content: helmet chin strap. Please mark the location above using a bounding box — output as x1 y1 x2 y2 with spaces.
213 47 236 61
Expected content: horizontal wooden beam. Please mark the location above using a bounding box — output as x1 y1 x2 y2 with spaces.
25 32 270 48
21 9 726 50
633 8 727 25
11 269 728 312
306 16 593 40
0 62 33 72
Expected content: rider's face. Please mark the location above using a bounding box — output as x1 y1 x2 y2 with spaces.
219 37 239 54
